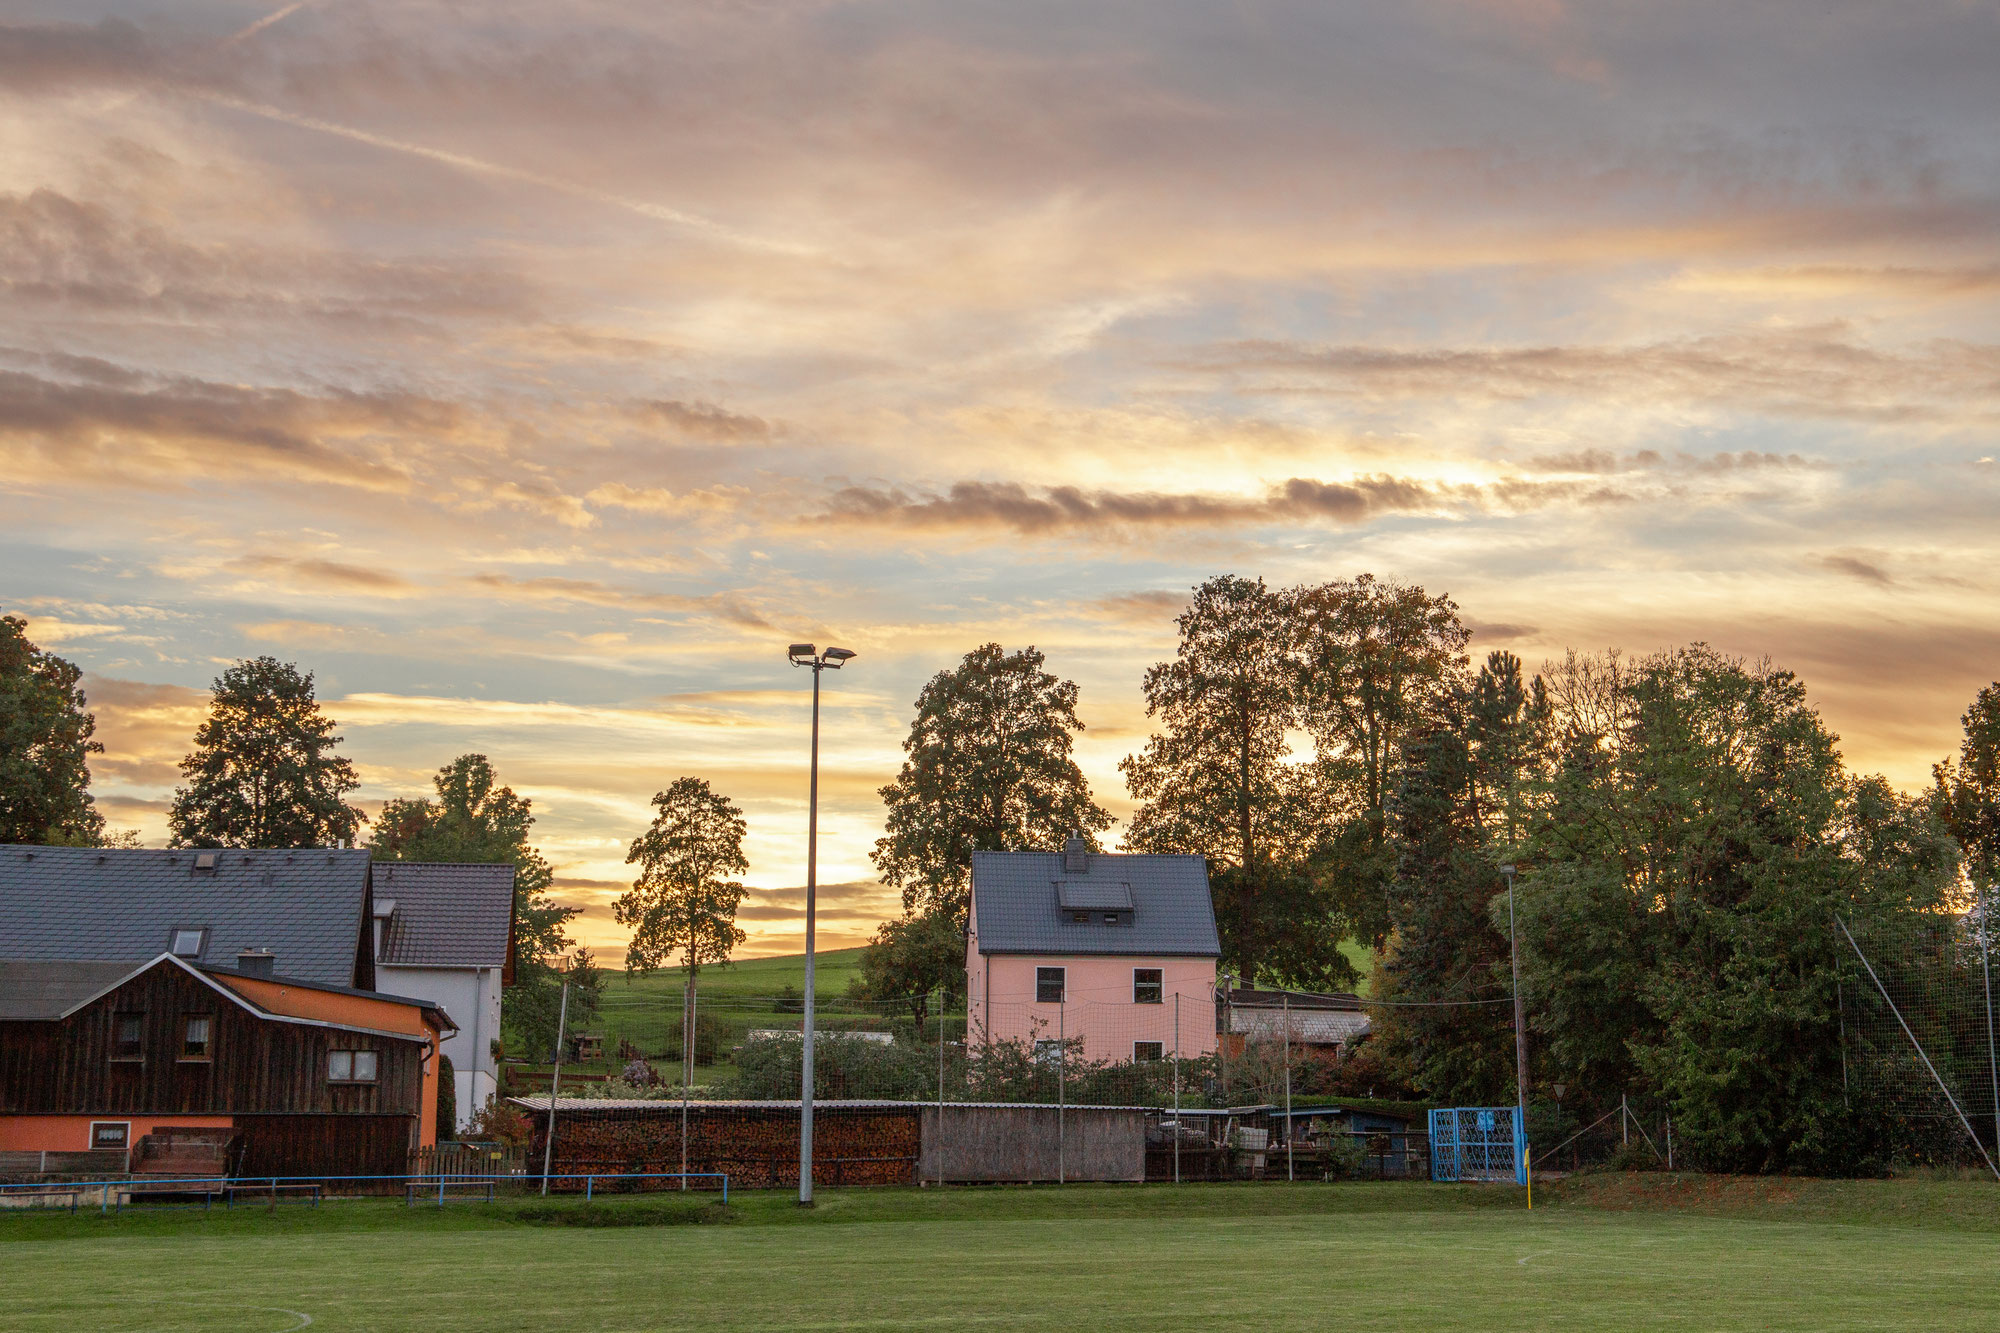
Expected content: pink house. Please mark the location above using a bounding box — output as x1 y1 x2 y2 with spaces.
966 839 1220 1065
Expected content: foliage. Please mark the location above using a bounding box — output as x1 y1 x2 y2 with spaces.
1935 682 2000 890
463 1097 532 1151
874 642 1111 921
372 754 579 1058
168 656 364 848
1314 1129 1371 1181
0 614 106 845
1289 575 1471 948
616 777 749 977
853 908 965 1027
435 1054 457 1135
1121 576 1323 984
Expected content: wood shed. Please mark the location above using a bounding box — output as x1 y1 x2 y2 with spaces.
920 1104 1146 1183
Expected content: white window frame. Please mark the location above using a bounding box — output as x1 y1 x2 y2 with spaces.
329 1049 379 1083
1035 966 1066 1004
180 1014 212 1061
1133 968 1164 1005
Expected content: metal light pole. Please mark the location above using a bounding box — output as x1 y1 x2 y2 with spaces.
1501 864 1529 1141
788 642 856 1207
1981 883 2000 1162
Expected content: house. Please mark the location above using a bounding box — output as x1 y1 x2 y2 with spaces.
368 861 515 1131
966 837 1220 1064
1220 984 1371 1053
0 951 453 1176
0 844 379 989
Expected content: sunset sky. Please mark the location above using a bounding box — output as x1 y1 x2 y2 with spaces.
3 1 1996 960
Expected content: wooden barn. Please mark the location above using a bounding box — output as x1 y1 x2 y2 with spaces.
0 953 453 1180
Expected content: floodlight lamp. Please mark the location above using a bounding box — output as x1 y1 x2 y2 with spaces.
788 643 817 661
823 647 857 662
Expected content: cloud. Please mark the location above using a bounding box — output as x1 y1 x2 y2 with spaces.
1187 327 2000 423
224 555 416 594
1520 449 1814 475
0 366 438 494
819 475 1452 536
1087 591 1189 624
1813 554 1894 587
0 19 157 93
459 574 775 630
630 399 771 442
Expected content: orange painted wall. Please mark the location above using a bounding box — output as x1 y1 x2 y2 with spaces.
0 1114 234 1152
212 974 444 1148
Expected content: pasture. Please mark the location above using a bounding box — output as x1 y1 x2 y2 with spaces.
6 1176 1998 1332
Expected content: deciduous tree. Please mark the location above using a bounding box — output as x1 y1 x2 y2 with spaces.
1936 682 2000 890
874 643 1110 921
0 615 106 845
617 778 749 1075
855 909 965 1028
168 656 363 848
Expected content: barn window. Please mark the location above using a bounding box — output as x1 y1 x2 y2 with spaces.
1036 967 1065 1004
1133 1041 1164 1062
1133 969 1163 1004
90 1122 129 1150
181 1015 212 1059
112 1012 145 1059
330 1050 378 1083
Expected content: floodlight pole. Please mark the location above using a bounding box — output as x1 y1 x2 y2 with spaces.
789 642 855 1207
1502 865 1529 1142
539 978 571 1196
1982 884 2000 1162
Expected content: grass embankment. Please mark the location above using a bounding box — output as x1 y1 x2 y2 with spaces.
7 1178 2000 1331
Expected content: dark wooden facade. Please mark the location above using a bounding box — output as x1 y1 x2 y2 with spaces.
1 960 426 1177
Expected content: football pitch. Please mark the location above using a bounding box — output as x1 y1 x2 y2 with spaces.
6 1178 1998 1332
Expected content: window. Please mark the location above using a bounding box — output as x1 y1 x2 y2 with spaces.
112 1012 144 1060
1033 1039 1064 1066
1036 966 1065 1004
1102 913 1121 924
90 1122 129 1150
1134 1041 1164 1062
1070 911 1090 923
329 1050 378 1083
169 927 206 958
1133 968 1164 1005
181 1014 212 1059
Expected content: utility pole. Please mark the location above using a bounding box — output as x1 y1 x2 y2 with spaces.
1502 864 1529 1137
539 978 571 1196
788 643 857 1207
1982 884 2000 1163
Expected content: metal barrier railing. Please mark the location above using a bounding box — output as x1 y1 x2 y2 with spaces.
0 1171 730 1214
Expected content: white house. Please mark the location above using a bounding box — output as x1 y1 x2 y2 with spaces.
369 862 515 1132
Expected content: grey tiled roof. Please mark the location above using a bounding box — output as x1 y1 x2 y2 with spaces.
0 845 370 988
0 959 138 1020
970 850 1220 957
371 861 516 968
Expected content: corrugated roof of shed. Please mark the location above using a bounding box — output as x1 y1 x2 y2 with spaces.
970 849 1219 957
0 845 371 988
371 861 516 968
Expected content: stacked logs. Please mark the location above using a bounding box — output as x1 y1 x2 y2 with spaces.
531 1103 920 1189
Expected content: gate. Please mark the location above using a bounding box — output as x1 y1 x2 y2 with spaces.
1428 1107 1524 1183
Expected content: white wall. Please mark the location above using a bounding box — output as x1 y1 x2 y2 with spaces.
377 964 502 1132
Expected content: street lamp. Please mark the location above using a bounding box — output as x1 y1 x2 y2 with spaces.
788 642 855 1206
1500 863 1529 1142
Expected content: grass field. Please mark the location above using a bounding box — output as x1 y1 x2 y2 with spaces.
611 947 868 1001
7 1176 1999 1331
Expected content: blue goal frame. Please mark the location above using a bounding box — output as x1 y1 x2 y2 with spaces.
1429 1106 1525 1184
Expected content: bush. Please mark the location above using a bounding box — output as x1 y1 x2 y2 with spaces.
435 1054 457 1136
465 1097 532 1150
1315 1131 1371 1181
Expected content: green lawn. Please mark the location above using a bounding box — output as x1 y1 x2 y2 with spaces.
7 1178 1999 1331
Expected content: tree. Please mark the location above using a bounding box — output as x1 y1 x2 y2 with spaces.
1120 576 1332 985
1289 575 1470 947
616 778 750 1078
1373 651 1545 1104
0 615 106 845
371 754 578 1058
874 643 1111 921
1936 682 2000 891
168 657 363 848
856 909 965 1027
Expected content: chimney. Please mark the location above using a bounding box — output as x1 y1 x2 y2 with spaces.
1062 833 1089 874
237 948 276 978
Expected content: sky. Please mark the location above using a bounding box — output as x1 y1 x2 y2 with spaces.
2 1 1996 962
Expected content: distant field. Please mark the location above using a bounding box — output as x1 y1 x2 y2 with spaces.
7 1177 1999 1331
609 947 867 1001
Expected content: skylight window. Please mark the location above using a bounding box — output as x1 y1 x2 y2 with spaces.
170 928 207 958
